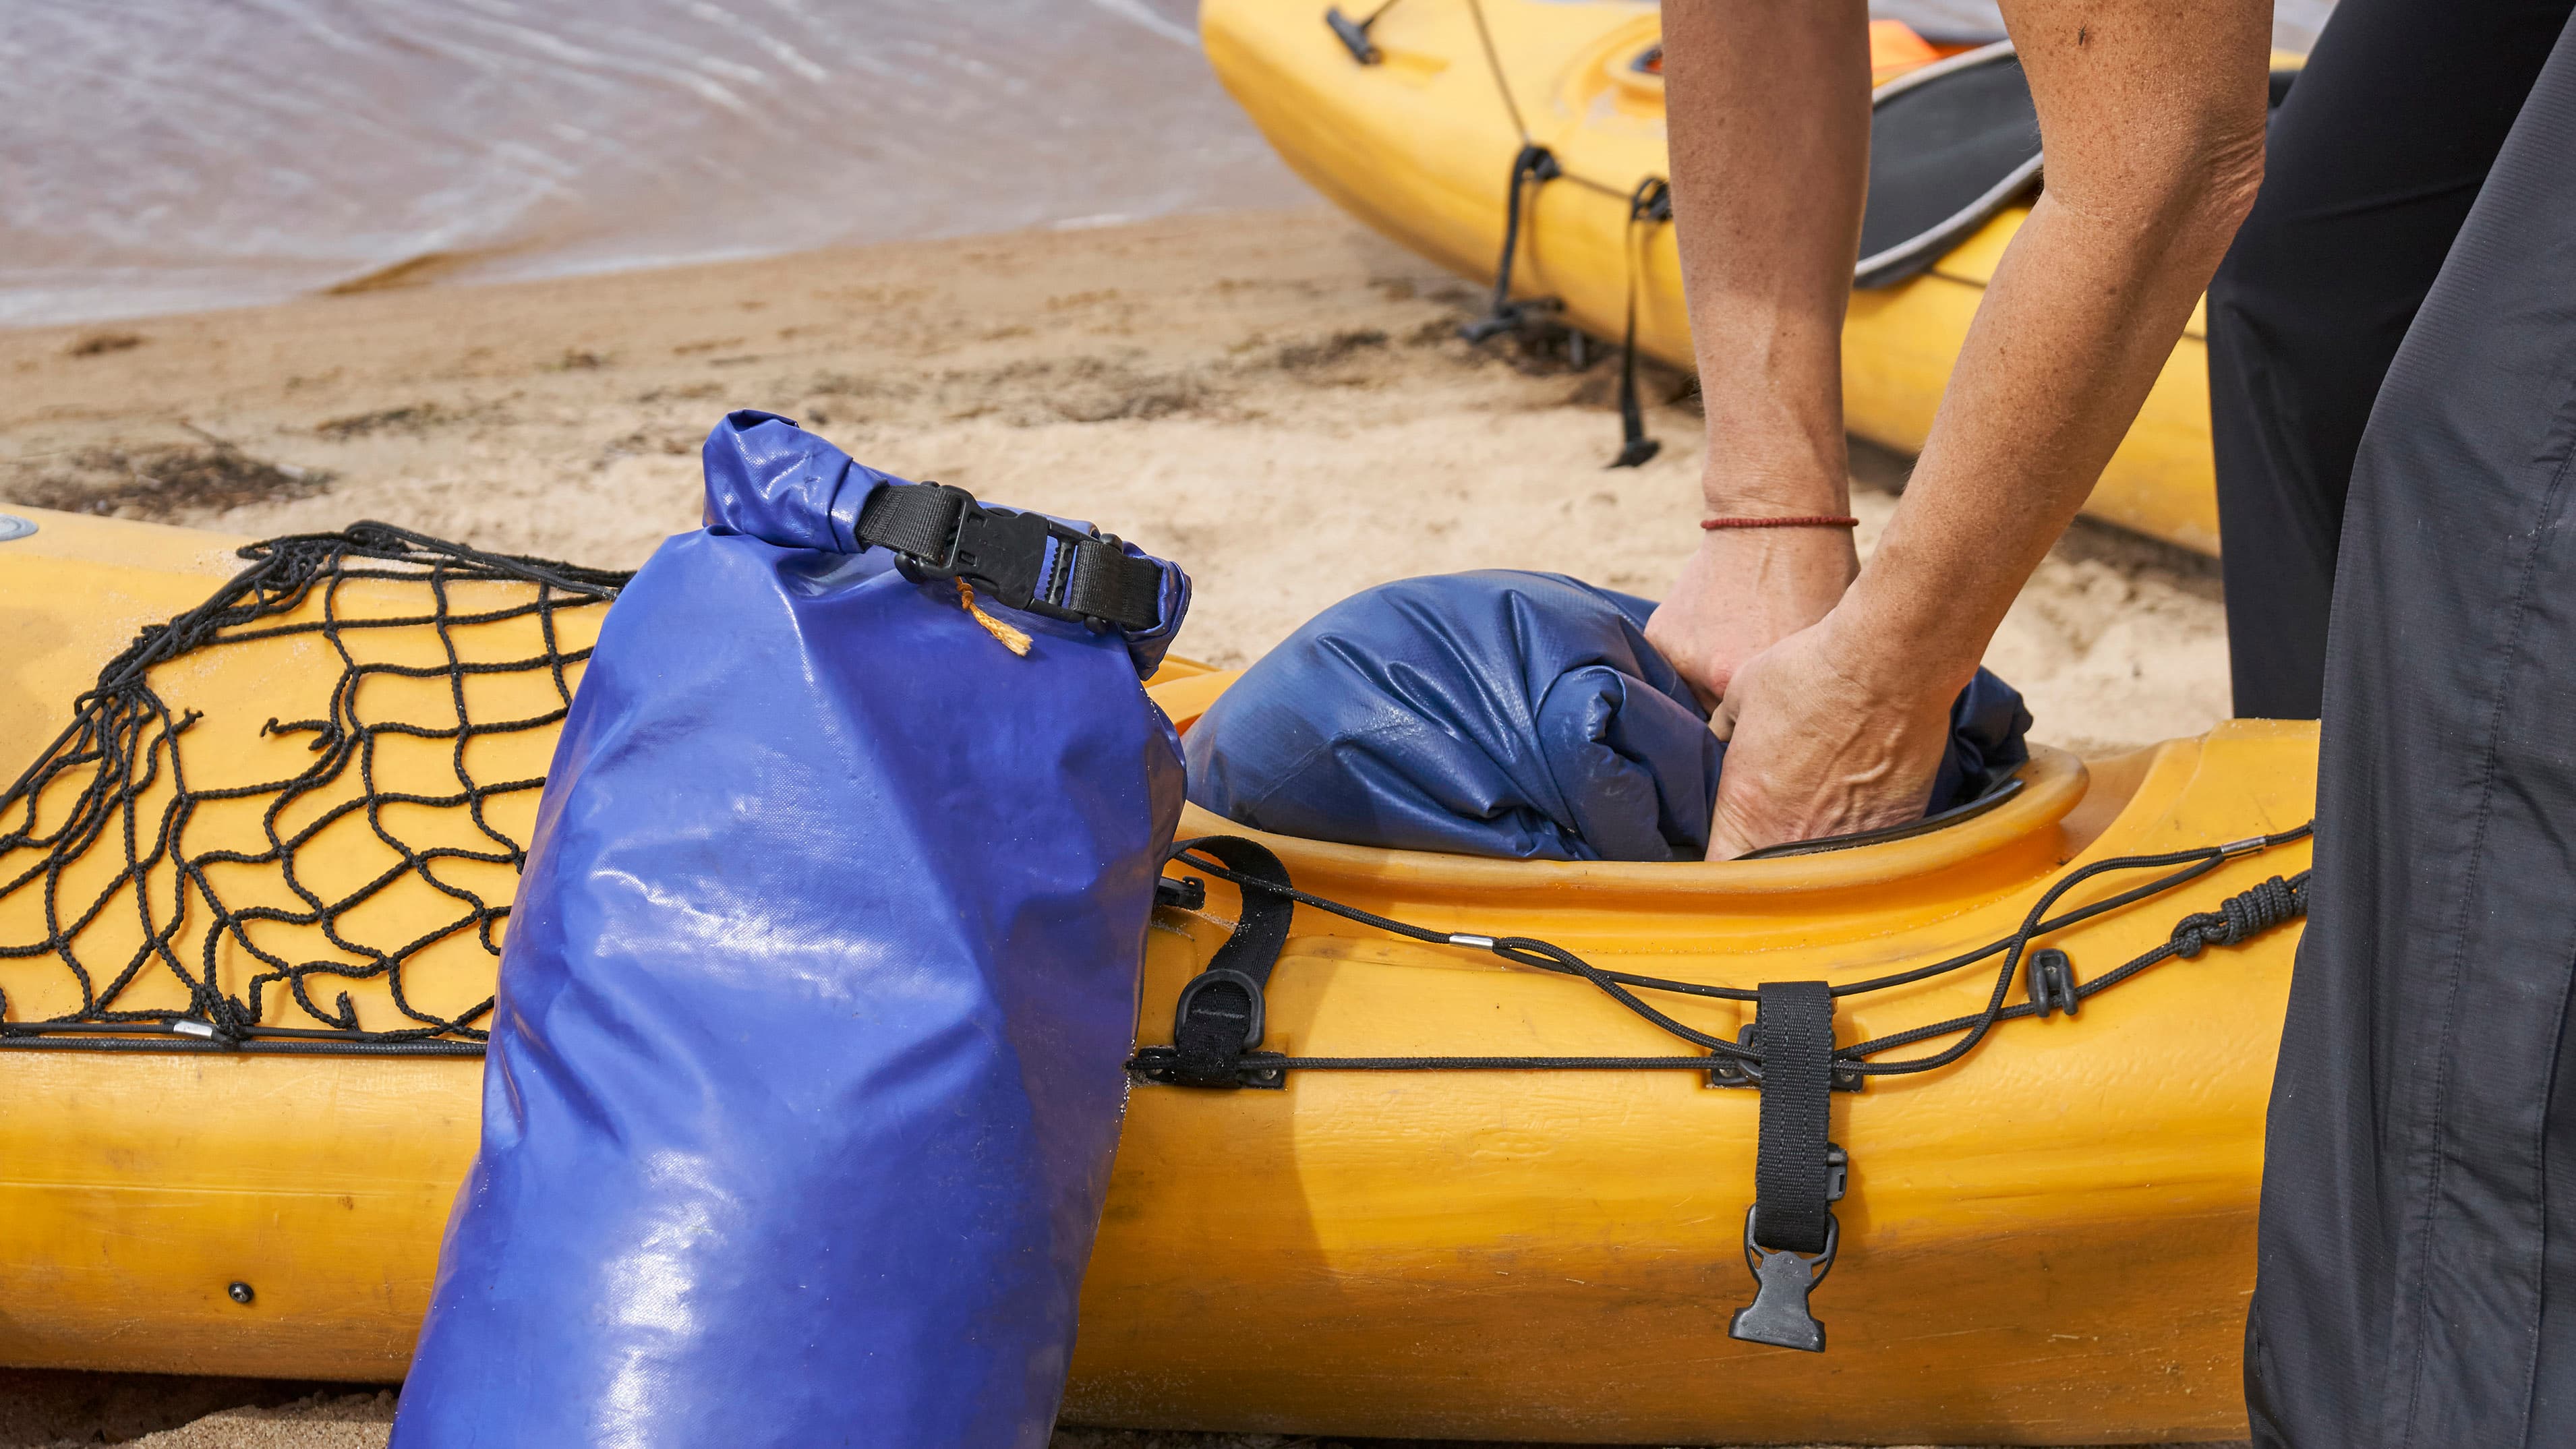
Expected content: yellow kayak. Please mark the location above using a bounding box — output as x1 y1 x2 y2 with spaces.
1204 0 2263 556
0 509 2312 1441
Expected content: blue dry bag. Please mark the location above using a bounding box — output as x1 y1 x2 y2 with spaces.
1184 570 2030 861
393 412 1189 1448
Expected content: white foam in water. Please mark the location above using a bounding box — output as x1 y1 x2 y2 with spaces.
1 0 2335 329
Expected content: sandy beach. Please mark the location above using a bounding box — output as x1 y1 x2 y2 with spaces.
0 206 2226 757
0 207 2237 1449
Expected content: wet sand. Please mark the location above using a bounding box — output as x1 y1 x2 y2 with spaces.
0 206 2237 1448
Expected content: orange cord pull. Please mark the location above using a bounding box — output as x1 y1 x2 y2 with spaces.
956 579 1032 657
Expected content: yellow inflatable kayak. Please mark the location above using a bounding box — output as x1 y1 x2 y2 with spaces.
1203 0 2262 556
0 509 2313 1442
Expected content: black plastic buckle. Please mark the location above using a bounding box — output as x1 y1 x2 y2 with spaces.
1154 875 1208 912
1707 1023 1866 1092
923 495 1117 629
1730 1206 1839 1353
2026 947 2080 1018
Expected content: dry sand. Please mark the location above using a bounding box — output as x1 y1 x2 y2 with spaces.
0 208 2236 1448
3 1381 2246 1449
0 207 2225 756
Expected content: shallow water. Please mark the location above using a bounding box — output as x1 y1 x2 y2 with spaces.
1 0 2335 328
1 0 1305 326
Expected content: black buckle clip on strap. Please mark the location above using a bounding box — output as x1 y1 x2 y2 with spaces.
857 481 1163 633
1129 837 1295 1090
1729 980 1848 1353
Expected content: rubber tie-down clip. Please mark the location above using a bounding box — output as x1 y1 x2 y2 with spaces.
1729 981 1845 1352
2026 946 2080 1018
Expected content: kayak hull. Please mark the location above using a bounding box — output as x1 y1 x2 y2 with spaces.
1201 0 2227 556
0 512 2309 1442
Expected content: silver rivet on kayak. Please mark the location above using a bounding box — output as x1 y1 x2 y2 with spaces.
227 1282 255 1305
0 514 35 543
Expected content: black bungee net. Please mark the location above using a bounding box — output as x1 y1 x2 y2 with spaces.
0 523 628 1057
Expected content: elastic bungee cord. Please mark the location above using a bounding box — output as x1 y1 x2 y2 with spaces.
0 525 630 1058
1142 822 2313 1082
1138 821 2316 1353
1386 0 1678 465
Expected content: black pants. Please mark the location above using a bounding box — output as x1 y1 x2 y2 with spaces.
2236 11 2576 1448
2208 0 2576 720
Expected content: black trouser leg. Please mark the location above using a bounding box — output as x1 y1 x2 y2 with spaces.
2206 0 2576 719
2244 17 2576 1448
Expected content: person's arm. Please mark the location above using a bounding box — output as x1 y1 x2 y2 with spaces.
1637 0 1873 706
1687 0 2273 858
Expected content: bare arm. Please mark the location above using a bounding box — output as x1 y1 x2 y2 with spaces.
1684 0 2271 858
1639 0 1872 705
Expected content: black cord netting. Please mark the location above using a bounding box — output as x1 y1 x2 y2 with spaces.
0 523 630 1055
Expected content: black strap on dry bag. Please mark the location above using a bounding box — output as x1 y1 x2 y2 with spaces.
1730 980 1846 1353
856 481 1164 632
1130 837 1295 1090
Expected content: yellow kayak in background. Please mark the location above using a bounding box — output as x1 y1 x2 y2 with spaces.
0 509 2314 1441
1204 0 2266 556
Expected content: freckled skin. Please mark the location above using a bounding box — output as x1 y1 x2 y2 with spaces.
1642 0 2270 857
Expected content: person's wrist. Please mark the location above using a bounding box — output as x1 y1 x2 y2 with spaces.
1699 458 1850 519
1817 588 1974 708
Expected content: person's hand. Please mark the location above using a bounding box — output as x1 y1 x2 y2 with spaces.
1643 524 1857 709
1703 610 1960 860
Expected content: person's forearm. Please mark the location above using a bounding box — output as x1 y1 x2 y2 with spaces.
1661 0 1871 515
1838 0 2270 694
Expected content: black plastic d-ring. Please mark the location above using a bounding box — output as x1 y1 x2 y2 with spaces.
1171 966 1266 1053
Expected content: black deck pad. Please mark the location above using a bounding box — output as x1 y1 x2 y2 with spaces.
1855 43 2304 287
1856 42 2042 289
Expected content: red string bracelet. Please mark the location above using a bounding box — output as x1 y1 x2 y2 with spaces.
1699 514 1860 531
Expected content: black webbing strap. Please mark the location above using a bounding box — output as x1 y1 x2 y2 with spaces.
1461 144 1563 344
1610 176 1671 469
1136 837 1297 1089
1749 980 1838 1254
854 481 1163 632
1729 980 1843 1351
